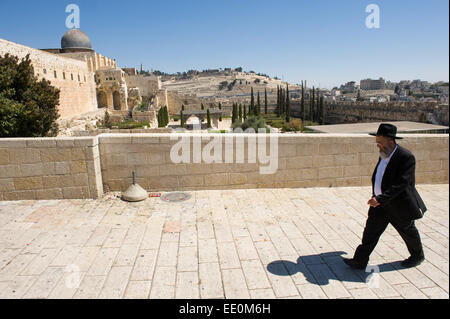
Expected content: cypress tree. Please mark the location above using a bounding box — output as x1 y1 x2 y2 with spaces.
207 109 212 128
305 81 308 121
158 108 163 127
243 105 247 121
201 103 204 110
232 103 236 124
218 102 222 122
250 87 255 116
311 87 315 123
278 86 282 117
278 87 282 116
301 81 305 121
276 86 280 117
257 91 261 116
166 106 170 126
320 95 325 125
317 89 320 123
180 110 184 128
239 104 242 122
286 84 290 123
264 88 268 115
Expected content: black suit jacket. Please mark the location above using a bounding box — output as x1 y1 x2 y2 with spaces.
372 145 427 221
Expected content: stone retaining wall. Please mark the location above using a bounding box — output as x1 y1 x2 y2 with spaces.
98 133 449 193
0 134 448 200
0 137 102 200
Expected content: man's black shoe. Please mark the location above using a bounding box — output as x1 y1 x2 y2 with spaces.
401 256 425 268
342 257 367 270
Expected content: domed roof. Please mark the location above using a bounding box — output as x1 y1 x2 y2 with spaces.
61 29 92 50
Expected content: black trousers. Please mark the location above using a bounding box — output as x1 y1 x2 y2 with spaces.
353 206 424 264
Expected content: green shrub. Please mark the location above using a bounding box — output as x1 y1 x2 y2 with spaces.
0 53 60 137
232 115 268 132
117 120 150 129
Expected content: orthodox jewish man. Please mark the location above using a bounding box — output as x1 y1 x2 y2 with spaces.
343 124 427 269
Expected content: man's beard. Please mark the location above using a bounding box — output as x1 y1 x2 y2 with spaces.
380 145 394 160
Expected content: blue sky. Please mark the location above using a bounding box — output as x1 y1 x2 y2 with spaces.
0 0 448 88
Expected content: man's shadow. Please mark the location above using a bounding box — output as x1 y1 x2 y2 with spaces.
267 251 403 286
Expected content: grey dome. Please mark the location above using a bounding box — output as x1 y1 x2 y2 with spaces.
61 29 92 50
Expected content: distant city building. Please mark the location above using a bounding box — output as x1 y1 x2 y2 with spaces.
360 77 386 90
340 81 357 93
331 88 341 96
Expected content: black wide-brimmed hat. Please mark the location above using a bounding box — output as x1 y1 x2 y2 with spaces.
369 123 403 139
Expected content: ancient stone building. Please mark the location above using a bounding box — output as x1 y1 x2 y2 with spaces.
0 29 170 125
0 36 97 119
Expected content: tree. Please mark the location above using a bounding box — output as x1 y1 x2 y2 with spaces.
275 86 278 116
257 91 261 116
280 87 285 116
319 95 325 125
264 88 268 115
157 108 163 127
207 109 212 128
311 87 315 122
164 106 169 126
201 103 204 110
231 115 267 133
232 103 237 124
239 104 242 122
301 81 305 121
243 105 247 121
0 53 60 137
158 106 169 127
180 110 185 128
218 102 222 122
250 87 255 116
285 84 291 123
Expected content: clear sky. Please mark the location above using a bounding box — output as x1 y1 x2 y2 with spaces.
0 0 448 89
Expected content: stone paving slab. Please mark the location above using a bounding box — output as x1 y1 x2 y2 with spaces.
0 184 448 299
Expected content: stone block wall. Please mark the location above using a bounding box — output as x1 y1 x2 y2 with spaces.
99 133 449 193
0 133 448 200
322 102 449 126
0 137 103 200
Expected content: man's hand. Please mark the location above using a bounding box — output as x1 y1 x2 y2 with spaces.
368 197 380 208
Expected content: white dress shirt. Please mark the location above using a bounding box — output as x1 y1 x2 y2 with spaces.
374 144 398 196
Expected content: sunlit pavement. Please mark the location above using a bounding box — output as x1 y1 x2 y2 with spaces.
0 184 448 299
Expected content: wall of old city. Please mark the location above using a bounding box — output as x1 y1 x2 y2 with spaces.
320 102 449 126
124 74 161 97
0 38 98 119
0 134 448 200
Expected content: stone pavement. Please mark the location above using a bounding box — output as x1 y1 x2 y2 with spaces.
0 185 448 299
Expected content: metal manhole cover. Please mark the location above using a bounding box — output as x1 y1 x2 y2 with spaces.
161 192 192 203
